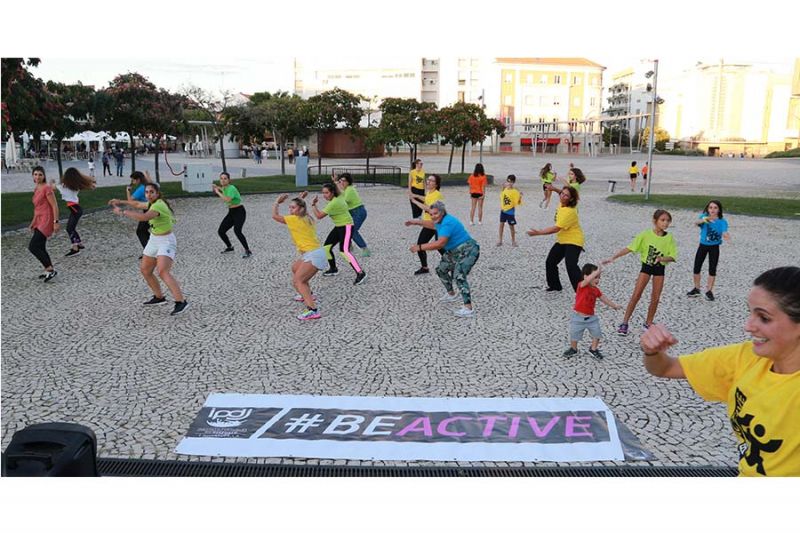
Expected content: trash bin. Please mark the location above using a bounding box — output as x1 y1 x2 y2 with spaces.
295 156 308 187
607 180 617 193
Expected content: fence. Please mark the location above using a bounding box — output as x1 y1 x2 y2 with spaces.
307 164 404 187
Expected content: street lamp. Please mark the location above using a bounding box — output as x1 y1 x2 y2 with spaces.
644 59 659 200
478 88 485 165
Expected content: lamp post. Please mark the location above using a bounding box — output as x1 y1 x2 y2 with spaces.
478 88 485 165
645 59 659 200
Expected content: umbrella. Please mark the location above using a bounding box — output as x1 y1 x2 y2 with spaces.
5 135 18 168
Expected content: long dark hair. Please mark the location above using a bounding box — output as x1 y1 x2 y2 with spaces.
130 170 151 185
473 163 485 176
539 163 552 178
61 167 95 191
571 168 586 184
703 200 724 219
145 182 173 213
562 186 579 208
429 174 442 190
322 182 339 197
754 267 800 323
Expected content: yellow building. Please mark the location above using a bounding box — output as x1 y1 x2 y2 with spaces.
786 58 800 150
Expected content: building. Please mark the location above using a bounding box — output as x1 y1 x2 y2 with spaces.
605 68 654 148
786 58 800 150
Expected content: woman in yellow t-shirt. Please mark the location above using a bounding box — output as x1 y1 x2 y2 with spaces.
526 186 584 291
602 209 677 336
628 161 639 192
272 192 325 320
408 159 426 218
640 266 800 476
408 174 443 275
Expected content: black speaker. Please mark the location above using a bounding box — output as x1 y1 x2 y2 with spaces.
2 422 98 477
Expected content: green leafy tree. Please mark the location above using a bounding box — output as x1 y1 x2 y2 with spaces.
306 88 364 173
1 58 43 135
260 92 310 175
44 81 96 177
641 127 671 151
378 98 438 167
181 86 238 173
437 102 489 174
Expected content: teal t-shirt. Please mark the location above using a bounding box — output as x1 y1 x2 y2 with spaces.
323 196 354 226
343 185 363 209
223 184 241 207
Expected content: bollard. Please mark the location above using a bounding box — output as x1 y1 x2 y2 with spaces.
607 180 616 193
241 168 247 178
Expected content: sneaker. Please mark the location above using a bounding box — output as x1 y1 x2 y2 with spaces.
545 287 562 292
478 221 482 225
220 247 234 254
496 242 503 247
77 244 85 249
65 248 81 257
438 292 461 303
469 221 475 226
414 267 430 275
322 269 339 277
617 323 629 336
361 248 371 258
511 243 519 247
242 250 253 258
297 308 321 321
293 293 319 302
589 348 604 360
686 288 701 297
453 306 475 317
705 291 715 301
170 300 190 316
562 347 579 358
43 270 57 283
143 295 168 306
38 273 47 279
354 271 367 285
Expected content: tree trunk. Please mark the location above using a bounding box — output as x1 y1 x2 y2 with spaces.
448 144 454 174
56 140 63 179
317 130 322 175
461 144 466 173
280 140 286 175
130 138 136 172
409 145 414 168
154 139 160 183
219 130 227 173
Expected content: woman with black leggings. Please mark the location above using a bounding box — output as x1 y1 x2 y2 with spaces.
407 174 443 275
28 166 60 282
213 172 252 258
687 200 731 301
51 167 95 257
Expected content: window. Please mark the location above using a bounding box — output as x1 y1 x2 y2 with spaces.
504 95 513 106
526 74 533 84
573 75 580 85
458 91 465 103
524 95 535 105
590 97 596 107
505 73 513 83
554 75 561 84
553 98 560 106
540 74 547 84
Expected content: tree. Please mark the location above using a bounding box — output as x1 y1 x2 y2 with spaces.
641 127 670 151
378 98 438 167
44 81 96 177
1 58 42 135
306 88 364 173
260 92 310 175
358 96 382 176
181 86 238 173
437 102 489 174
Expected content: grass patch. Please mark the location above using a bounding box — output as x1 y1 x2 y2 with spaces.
765 147 800 158
607 194 800 219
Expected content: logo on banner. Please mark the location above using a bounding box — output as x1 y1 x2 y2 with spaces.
207 408 254 428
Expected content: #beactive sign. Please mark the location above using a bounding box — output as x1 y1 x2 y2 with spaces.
176 394 628 462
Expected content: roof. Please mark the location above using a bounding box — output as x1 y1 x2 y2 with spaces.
495 58 605 69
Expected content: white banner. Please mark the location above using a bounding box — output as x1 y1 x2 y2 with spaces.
177 394 626 462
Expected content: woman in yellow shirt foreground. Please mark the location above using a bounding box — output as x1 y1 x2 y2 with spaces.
640 266 800 476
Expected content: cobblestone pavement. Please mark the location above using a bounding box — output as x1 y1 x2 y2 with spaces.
1 173 798 469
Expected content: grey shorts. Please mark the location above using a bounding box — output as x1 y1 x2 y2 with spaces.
569 312 602 342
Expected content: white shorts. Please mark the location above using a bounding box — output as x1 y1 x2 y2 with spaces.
302 247 327 270
143 233 177 260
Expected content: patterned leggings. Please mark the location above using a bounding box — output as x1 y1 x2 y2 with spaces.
436 239 480 305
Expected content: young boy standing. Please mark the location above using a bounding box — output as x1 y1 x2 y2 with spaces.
497 174 523 247
564 263 621 360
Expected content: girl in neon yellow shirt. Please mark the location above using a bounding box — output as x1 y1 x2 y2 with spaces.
602 209 677 336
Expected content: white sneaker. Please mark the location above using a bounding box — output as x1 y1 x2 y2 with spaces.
453 306 475 317
438 292 461 303
478 221 482 225
469 221 475 226
293 293 319 302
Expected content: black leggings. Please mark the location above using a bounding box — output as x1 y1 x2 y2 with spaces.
66 204 83 245
410 187 425 218
218 206 250 251
417 227 438 268
323 225 362 273
545 243 583 291
693 244 720 276
28 229 53 269
136 220 150 249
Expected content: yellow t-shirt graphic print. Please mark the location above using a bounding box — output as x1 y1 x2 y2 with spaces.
501 189 521 212
679 341 800 476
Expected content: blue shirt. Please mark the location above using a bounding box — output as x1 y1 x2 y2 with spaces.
698 214 728 245
132 184 147 202
435 214 471 251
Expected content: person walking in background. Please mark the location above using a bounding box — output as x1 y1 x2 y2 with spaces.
603 209 677 336
114 149 124 177
640 266 800 476
408 159 426 218
628 161 639 192
527 186 584 292
87 157 95 178
272 193 325 321
562 263 622 360
687 200 731 301
111 182 189 316
335 172 370 257
498 174 522 247
212 171 253 258
407 174 443 275
467 163 488 225
539 163 557 209
101 151 111 177
640 162 649 193
287 147 295 164
28 166 60 282
405 201 480 317
51 167 95 257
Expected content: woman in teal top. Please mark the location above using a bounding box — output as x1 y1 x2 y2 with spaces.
311 182 366 285
334 172 370 257
213 172 252 258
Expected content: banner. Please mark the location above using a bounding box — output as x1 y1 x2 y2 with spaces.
176 394 642 462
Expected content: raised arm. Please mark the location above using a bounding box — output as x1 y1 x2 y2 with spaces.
602 247 632 265
640 324 686 379
271 193 289 224
109 198 149 210
212 183 232 203
311 196 327 220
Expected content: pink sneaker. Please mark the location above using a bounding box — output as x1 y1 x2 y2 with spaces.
297 308 321 321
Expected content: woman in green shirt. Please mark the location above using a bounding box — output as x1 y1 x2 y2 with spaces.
212 172 252 258
110 182 189 316
311 182 366 285
334 172 370 257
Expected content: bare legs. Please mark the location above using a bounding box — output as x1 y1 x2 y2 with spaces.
469 197 484 224
622 272 665 326
140 255 184 301
292 259 318 309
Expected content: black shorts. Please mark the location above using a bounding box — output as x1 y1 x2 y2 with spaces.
542 184 551 191
470 192 484 199
500 211 517 225
629 173 638 179
640 262 665 276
